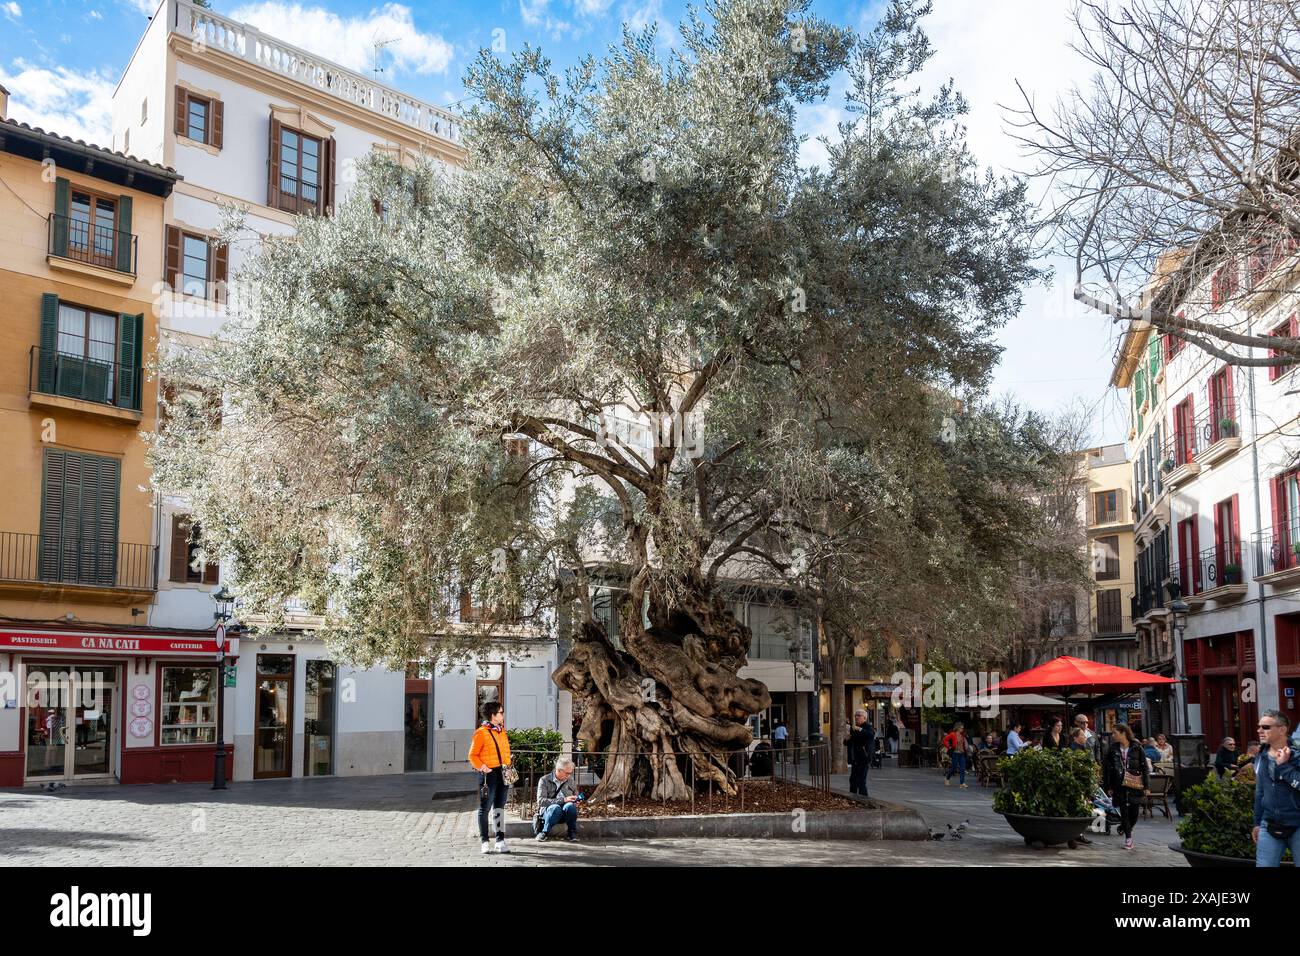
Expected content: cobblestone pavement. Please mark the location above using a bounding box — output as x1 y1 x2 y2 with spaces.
0 764 1186 866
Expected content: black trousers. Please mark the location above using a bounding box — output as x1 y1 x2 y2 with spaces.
1113 788 1141 838
478 768 508 841
849 760 869 795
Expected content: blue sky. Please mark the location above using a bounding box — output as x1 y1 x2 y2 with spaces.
0 0 1129 446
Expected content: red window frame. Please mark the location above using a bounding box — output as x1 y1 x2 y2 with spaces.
1269 313 1297 382
1270 470 1300 571
1208 366 1235 442
1173 395 1196 466
1164 311 1187 361
1213 496 1241 587
1178 516 1201 596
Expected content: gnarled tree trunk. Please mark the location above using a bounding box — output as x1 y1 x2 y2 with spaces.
553 582 770 802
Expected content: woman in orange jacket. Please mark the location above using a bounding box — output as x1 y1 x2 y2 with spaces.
470 701 512 853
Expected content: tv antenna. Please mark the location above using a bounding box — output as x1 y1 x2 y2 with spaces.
371 36 397 82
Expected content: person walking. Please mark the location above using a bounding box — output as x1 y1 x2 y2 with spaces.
1214 736 1238 777
887 715 900 755
1041 718 1065 750
847 709 875 796
1104 723 1149 850
772 719 788 762
468 701 513 854
1253 710 1300 867
942 722 969 788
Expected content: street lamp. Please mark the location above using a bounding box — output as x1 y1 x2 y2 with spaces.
1169 597 1190 734
211 585 236 791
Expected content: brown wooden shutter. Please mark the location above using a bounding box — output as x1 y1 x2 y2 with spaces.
169 513 191 582
202 553 220 585
174 86 188 137
213 240 228 304
325 136 337 214
164 225 181 290
211 99 224 149
267 117 282 208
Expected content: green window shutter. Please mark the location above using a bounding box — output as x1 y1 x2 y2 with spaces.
1135 369 1146 408
38 449 120 585
117 312 143 410
116 195 133 273
38 293 59 393
38 449 66 581
53 177 70 257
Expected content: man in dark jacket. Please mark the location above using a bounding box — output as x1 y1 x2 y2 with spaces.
1254 710 1300 867
847 709 875 797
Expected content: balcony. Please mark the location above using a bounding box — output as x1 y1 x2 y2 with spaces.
1252 529 1300 588
1179 544 1248 606
174 0 460 148
820 656 874 681
1160 408 1241 488
28 347 142 421
0 531 157 595
46 213 138 283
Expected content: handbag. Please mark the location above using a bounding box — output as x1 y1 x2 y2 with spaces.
1120 748 1144 790
488 726 520 786
1265 820 1298 840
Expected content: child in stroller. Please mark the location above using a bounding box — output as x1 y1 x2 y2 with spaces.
1089 786 1122 835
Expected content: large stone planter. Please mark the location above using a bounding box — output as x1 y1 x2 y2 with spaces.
1000 812 1093 848
1170 843 1294 867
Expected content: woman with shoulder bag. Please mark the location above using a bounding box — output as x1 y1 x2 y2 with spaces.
468 702 518 854
1104 723 1149 850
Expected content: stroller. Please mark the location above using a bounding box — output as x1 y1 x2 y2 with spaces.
1089 786 1122 835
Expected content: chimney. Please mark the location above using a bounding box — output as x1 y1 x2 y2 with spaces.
0 84 9 121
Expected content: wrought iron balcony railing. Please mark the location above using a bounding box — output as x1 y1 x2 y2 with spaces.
29 347 141 412
48 213 138 275
0 531 157 590
1160 407 1241 474
1252 528 1300 577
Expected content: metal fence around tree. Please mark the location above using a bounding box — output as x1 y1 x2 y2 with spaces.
503 741 830 817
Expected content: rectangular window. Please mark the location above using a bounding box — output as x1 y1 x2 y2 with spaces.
1094 535 1121 581
68 191 118 269
186 95 209 143
181 234 209 297
1214 497 1241 587
38 448 120 587
1164 314 1187 361
1096 589 1123 634
53 302 118 404
1174 396 1196 466
475 663 504 724
1209 367 1236 442
1093 490 1119 524
1178 517 1201 596
303 660 336 776
279 128 322 212
160 666 218 744
1269 314 1297 382
141 98 148 124
169 513 218 584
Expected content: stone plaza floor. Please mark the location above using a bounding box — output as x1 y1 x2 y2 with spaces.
0 762 1186 866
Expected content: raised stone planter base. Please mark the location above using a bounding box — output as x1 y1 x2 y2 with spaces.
505 794 928 841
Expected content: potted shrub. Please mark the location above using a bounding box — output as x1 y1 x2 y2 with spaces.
1222 563 1242 585
1173 772 1293 866
1162 457 1176 472
1218 418 1237 439
993 747 1096 848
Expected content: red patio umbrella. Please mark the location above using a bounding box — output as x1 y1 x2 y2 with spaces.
991 656 1180 698
989 656 1181 730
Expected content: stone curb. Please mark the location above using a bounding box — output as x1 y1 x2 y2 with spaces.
501 795 928 841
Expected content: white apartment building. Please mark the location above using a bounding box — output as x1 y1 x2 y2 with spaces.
104 0 558 783
1113 241 1300 746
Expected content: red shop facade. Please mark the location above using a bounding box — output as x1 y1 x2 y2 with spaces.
1183 629 1256 749
0 625 236 787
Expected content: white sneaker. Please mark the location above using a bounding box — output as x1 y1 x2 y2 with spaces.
495 839 510 854
480 841 492 854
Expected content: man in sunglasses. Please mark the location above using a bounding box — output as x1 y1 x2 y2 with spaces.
1253 710 1300 867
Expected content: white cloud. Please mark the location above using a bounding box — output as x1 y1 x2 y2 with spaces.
2 2 22 20
120 0 161 15
229 2 453 76
574 0 613 15
519 0 574 40
88 10 104 21
620 0 676 48
0 59 117 147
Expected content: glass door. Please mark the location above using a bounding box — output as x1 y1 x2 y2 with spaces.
24 665 117 781
254 654 294 779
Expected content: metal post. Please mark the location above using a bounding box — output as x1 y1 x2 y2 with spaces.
212 644 227 790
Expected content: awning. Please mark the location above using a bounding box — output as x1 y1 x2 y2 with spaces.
0 627 234 658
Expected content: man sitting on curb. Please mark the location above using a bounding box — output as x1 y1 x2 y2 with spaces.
535 756 581 843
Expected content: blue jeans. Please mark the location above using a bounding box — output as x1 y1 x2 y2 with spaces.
541 801 579 835
477 769 508 842
1256 825 1300 867
946 752 967 785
